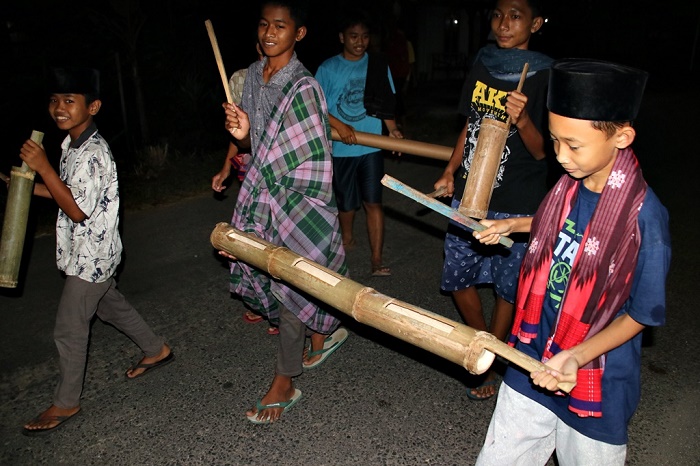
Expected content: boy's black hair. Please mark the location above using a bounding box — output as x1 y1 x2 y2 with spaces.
492 0 546 18
591 120 631 139
261 0 309 29
336 9 371 34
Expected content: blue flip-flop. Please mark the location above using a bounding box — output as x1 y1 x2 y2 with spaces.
303 327 349 370
247 388 302 424
466 376 501 401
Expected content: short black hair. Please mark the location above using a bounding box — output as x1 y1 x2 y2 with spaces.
492 0 545 18
337 9 371 34
261 0 309 29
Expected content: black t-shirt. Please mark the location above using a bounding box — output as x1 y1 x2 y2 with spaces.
454 59 549 215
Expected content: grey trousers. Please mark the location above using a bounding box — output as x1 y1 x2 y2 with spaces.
275 304 307 378
53 276 164 408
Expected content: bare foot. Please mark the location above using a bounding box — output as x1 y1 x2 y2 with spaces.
24 404 80 432
125 343 172 379
246 375 296 423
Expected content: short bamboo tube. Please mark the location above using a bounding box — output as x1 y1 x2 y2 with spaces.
0 130 44 288
459 63 529 219
459 118 510 219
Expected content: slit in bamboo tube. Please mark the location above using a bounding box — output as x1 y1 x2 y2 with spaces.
210 223 573 391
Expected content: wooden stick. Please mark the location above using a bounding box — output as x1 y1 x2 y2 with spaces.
331 128 452 161
0 130 44 288
210 223 573 392
205 19 233 104
505 62 529 126
381 174 514 248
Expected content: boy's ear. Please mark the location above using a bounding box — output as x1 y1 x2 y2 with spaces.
88 99 102 116
338 31 344 44
295 26 307 42
615 125 636 149
531 17 544 34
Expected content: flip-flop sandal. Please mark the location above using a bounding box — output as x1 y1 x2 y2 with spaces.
246 388 302 424
267 326 279 335
466 377 501 401
303 327 349 369
243 312 264 324
23 409 81 437
371 265 392 277
125 352 175 380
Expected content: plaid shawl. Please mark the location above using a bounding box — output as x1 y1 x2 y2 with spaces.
230 72 347 334
510 148 647 417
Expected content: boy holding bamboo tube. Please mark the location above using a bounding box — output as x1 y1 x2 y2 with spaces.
472 59 671 465
433 0 553 400
19 67 173 436
221 0 348 424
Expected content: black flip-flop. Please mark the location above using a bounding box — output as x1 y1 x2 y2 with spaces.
22 409 81 437
125 352 175 380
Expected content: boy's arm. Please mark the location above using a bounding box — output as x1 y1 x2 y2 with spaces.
33 183 52 198
19 139 86 222
223 102 251 149
506 90 546 161
434 121 469 198
473 217 533 245
328 114 357 145
212 142 237 192
382 118 403 156
382 119 403 139
531 313 645 391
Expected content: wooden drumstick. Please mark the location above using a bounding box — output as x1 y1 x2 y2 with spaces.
204 19 233 104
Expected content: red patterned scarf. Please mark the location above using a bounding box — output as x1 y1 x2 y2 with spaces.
510 147 647 417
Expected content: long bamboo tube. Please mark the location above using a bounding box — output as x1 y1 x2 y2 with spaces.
459 63 529 219
381 175 514 248
0 131 44 288
210 223 574 393
331 128 452 160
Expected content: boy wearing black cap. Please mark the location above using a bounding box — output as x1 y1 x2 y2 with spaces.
19 67 173 436
472 59 671 464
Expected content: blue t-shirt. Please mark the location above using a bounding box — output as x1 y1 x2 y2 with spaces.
315 53 394 157
505 183 671 445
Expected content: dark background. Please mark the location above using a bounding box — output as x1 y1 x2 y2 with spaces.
1 0 698 189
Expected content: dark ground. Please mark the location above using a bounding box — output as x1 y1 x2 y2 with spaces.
0 80 698 465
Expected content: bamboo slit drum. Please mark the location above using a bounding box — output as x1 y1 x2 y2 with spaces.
210 223 573 392
0 130 44 288
459 63 530 219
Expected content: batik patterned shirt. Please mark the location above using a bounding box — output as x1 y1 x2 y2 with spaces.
56 124 122 283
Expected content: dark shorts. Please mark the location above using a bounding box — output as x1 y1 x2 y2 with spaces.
441 198 530 303
332 151 384 211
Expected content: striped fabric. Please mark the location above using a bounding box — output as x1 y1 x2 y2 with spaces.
230 69 347 334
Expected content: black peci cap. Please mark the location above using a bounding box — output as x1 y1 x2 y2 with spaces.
547 58 648 122
48 67 100 97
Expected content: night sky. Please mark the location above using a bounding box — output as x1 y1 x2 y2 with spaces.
1 0 698 168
